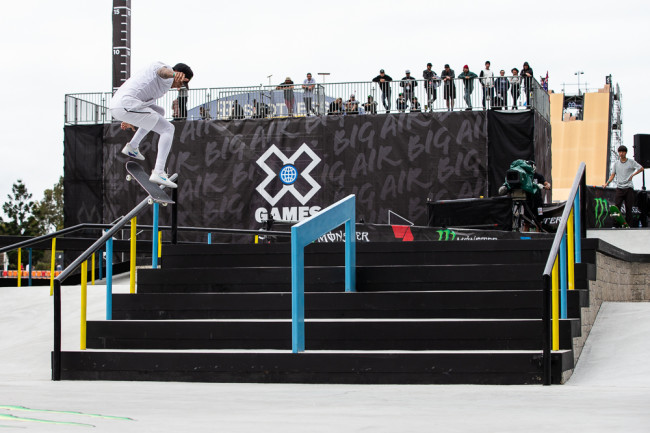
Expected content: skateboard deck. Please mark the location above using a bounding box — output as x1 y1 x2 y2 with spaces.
125 161 175 205
608 205 629 228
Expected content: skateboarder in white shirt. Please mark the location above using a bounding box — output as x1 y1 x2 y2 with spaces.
109 61 193 188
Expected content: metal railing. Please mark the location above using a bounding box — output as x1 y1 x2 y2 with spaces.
291 195 356 353
541 162 586 385
64 77 549 125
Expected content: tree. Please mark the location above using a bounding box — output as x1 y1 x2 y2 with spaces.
35 176 64 233
1 180 42 237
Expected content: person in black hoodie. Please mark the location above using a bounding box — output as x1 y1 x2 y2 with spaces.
521 62 534 106
372 69 393 113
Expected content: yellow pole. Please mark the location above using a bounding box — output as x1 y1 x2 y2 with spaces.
17 248 21 287
91 253 96 285
50 238 56 296
552 256 560 351
130 217 137 294
80 260 87 350
158 231 162 259
567 211 575 291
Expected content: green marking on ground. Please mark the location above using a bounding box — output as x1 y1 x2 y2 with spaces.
0 414 94 427
0 405 133 421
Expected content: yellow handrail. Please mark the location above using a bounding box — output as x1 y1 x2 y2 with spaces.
130 217 136 294
50 238 56 296
80 260 87 350
552 256 559 351
17 248 22 288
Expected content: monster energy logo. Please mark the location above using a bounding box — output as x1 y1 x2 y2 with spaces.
594 198 610 228
437 229 456 241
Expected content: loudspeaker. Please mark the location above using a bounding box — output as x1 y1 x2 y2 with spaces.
633 134 650 167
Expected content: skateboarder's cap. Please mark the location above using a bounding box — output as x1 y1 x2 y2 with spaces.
173 63 193 88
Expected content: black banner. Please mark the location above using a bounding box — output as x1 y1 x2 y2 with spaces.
101 112 489 231
586 186 648 228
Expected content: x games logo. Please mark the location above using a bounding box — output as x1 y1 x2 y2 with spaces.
256 144 322 206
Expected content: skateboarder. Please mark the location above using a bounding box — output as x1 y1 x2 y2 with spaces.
109 61 194 188
603 145 645 226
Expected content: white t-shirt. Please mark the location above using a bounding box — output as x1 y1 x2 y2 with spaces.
613 158 643 188
110 61 173 110
480 69 494 87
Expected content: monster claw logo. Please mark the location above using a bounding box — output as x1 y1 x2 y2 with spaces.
256 143 321 206
594 198 610 228
437 229 456 241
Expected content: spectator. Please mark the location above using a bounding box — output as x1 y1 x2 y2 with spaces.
276 77 295 116
521 62 534 106
458 65 478 110
199 105 211 120
509 68 521 109
229 100 244 120
494 70 510 110
441 64 456 111
172 87 188 121
345 94 360 115
603 145 645 226
479 61 494 110
328 97 343 115
372 69 393 113
400 70 417 108
423 62 439 112
396 93 408 113
410 97 421 112
363 95 378 115
302 72 316 116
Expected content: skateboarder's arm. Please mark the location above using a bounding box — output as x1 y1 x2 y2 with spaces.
603 172 616 188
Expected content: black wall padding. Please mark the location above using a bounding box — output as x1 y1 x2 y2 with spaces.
487 110 535 198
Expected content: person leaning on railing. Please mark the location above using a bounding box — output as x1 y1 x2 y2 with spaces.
521 62 534 106
441 64 456 111
372 69 393 113
276 77 295 116
328 98 343 115
494 69 510 110
509 68 521 109
458 65 478 110
603 145 645 227
423 62 439 112
400 70 417 109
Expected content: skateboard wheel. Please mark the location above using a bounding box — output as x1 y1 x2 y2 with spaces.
126 175 132 181
147 198 153 205
162 203 168 207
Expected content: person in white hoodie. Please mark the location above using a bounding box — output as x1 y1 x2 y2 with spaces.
479 60 494 110
109 61 193 188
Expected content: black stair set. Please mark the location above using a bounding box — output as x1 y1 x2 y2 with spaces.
59 240 595 384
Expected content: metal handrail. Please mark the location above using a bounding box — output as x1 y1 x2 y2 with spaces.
64 76 549 124
540 162 586 385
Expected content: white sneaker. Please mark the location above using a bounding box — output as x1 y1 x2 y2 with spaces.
121 143 145 160
149 170 177 188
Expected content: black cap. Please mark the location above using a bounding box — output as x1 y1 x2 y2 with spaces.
444 64 450 68
380 69 385 73
173 63 193 88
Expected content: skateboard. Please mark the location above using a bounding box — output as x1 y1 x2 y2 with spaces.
125 161 175 205
608 204 629 228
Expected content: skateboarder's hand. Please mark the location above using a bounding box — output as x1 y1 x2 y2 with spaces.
173 72 188 88
120 122 135 131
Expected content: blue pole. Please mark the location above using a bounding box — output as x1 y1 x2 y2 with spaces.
291 227 305 353
207 233 212 244
152 203 159 268
574 191 582 264
344 218 356 293
28 248 33 287
560 232 568 319
106 236 113 320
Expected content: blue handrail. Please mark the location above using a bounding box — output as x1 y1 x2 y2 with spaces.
291 195 356 353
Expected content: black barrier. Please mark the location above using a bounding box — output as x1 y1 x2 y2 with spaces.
65 112 552 237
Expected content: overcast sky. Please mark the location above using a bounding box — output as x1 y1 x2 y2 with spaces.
1 0 648 213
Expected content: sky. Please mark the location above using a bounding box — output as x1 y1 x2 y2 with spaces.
1 0 649 215
1 279 649 431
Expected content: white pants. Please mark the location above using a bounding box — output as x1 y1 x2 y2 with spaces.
109 105 175 173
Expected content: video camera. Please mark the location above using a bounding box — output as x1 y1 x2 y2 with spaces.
498 159 542 199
